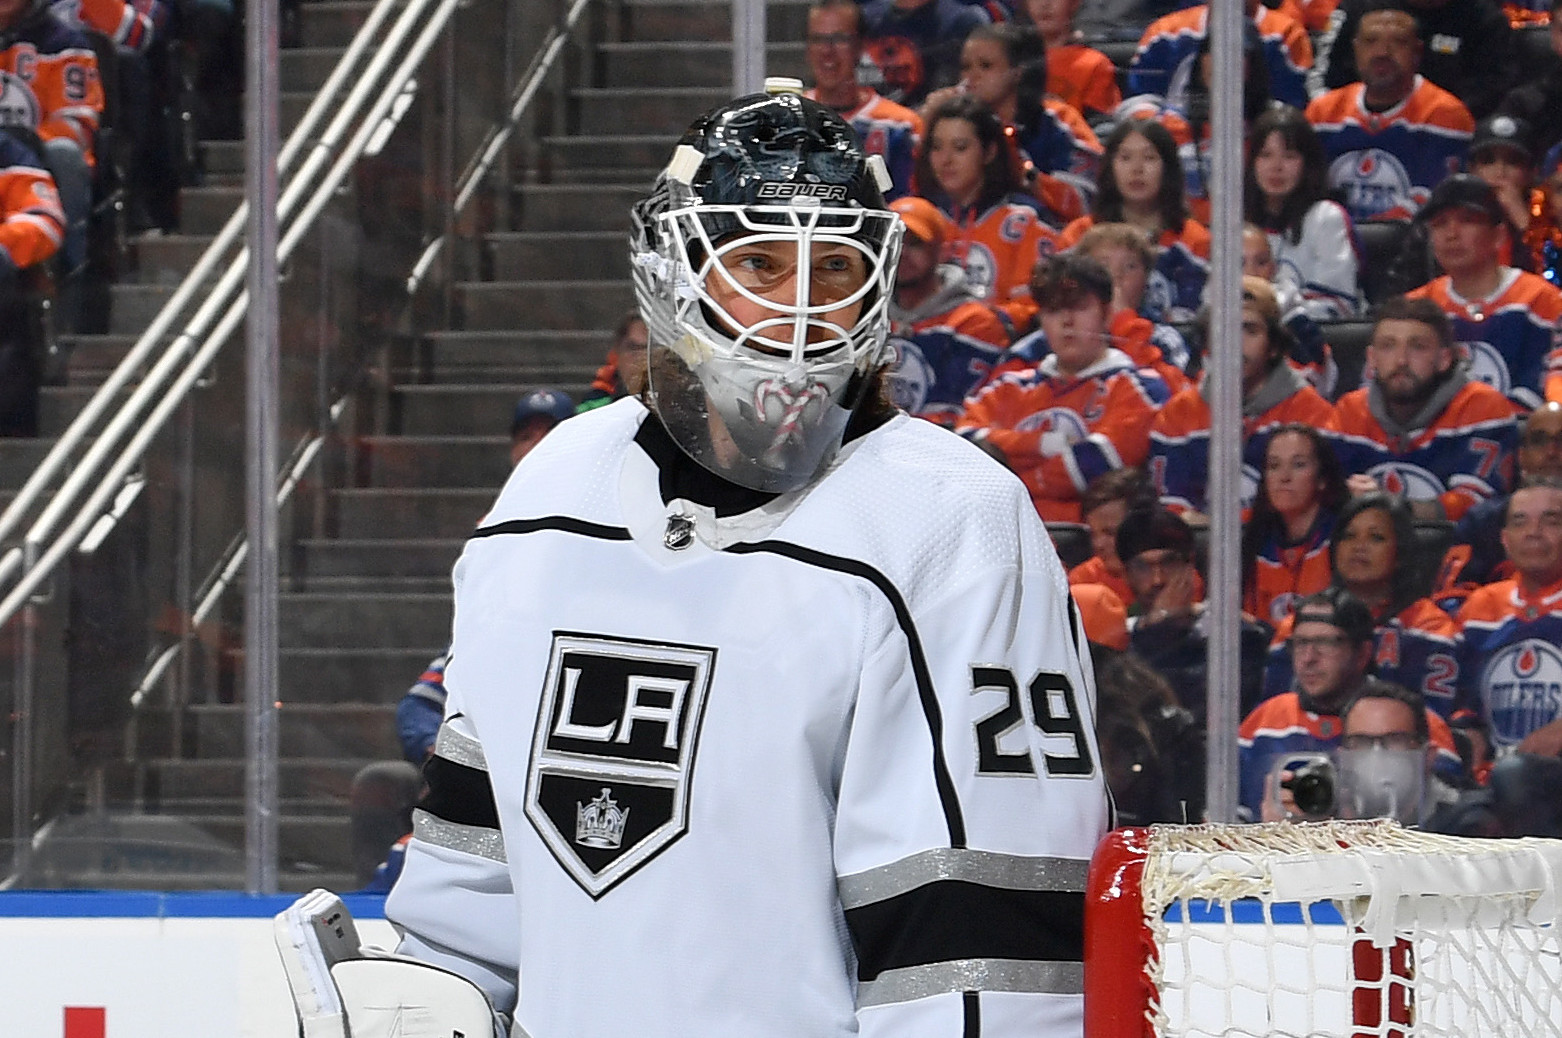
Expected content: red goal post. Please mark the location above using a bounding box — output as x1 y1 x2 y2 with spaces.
1084 821 1562 1038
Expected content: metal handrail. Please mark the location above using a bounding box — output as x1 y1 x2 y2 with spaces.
127 0 595 706
406 0 592 295
0 0 462 630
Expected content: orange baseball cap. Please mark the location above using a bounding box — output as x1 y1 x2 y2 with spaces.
889 195 949 246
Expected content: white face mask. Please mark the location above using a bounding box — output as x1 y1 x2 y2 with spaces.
1337 746 1427 825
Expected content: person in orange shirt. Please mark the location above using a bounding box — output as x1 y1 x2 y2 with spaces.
1068 466 1158 605
1060 118 1210 322
1243 423 1351 628
915 95 1059 329
956 252 1171 521
1020 0 1120 120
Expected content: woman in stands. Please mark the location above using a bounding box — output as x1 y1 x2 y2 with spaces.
1262 492 1463 717
915 95 1059 329
927 23 1102 226
1059 118 1210 322
1244 105 1364 323
1020 0 1120 121
1241 422 1348 629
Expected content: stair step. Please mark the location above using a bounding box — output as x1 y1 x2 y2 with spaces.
60 333 138 380
225 645 444 704
487 230 630 280
598 40 807 88
278 591 452 649
358 435 514 487
201 139 243 176
512 183 642 234
0 438 57 488
546 165 663 185
280 46 347 92
39 385 128 437
423 328 609 369
296 537 465 580
394 382 592 436
456 280 634 333
573 87 730 136
163 812 357 871
177 185 243 237
421 364 600 386
134 702 403 761
132 233 219 285
331 487 495 539
143 753 393 798
108 282 176 335
621 0 812 43
296 0 375 49
540 134 677 171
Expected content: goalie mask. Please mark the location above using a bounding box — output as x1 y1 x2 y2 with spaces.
630 86 902 493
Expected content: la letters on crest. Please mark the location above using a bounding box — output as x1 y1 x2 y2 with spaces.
525 632 717 898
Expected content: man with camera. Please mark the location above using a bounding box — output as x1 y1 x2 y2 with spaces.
1239 587 1459 820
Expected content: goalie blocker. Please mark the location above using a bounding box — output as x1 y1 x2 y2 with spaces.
275 888 506 1038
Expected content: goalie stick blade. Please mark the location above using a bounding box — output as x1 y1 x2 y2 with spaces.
274 888 362 1038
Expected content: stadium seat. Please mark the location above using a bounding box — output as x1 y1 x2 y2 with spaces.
1046 522 1092 569
1321 320 1374 397
1355 219 1411 305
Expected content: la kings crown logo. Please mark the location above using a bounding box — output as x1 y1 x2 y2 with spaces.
525 632 716 897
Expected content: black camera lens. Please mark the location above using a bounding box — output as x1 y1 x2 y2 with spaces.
1285 759 1336 817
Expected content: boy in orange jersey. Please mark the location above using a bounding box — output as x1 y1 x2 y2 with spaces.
0 0 103 276
1326 295 1520 521
1151 277 1335 519
956 253 1170 522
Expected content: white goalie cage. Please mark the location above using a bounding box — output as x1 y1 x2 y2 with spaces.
1084 821 1562 1037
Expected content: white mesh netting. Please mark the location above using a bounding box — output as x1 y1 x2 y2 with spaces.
1135 821 1562 1037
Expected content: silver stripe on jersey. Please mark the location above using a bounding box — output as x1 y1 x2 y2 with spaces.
857 958 1084 1006
434 723 489 771
837 848 1088 909
413 808 507 864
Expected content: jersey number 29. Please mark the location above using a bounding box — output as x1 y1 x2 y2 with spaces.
971 666 1095 778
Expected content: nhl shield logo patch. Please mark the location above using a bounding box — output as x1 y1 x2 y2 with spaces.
525 632 717 897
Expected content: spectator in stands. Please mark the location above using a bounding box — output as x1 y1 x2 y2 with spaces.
1313 0 1518 121
921 22 1101 226
0 0 105 279
0 127 65 437
1068 466 1160 605
509 388 575 466
1333 681 1459 823
956 252 1169 521
1151 278 1335 519
1119 503 1273 727
579 311 648 412
881 194 1010 424
860 0 990 107
1406 174 1562 410
1060 118 1210 322
1454 476 1562 755
804 0 923 200
1243 423 1351 627
1126 0 1312 112
1246 105 1366 324
1494 0 1562 160
1240 587 1459 819
1440 400 1562 588
1118 20 1277 227
1020 0 1121 120
1264 492 1463 715
1306 4 1474 223
1093 647 1206 825
1326 295 1519 521
915 95 1059 326
1463 114 1552 273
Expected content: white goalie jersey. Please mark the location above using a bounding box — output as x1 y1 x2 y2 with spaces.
384 398 1110 1038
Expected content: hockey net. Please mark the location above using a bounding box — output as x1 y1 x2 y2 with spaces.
1084 821 1562 1038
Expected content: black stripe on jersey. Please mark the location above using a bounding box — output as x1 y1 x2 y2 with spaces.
470 516 633 542
845 880 1085 982
419 754 501 831
1066 591 1082 659
725 539 967 848
963 991 980 1038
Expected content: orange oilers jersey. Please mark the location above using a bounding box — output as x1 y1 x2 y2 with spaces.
1408 268 1562 412
1150 374 1336 517
1067 556 1134 608
1275 0 1342 32
955 347 1170 522
805 88 922 201
938 196 1059 325
0 14 104 163
1108 308 1190 393
1243 513 1337 629
71 0 163 52
1455 575 1562 750
884 296 1011 425
1325 379 1519 521
1128 4 1312 110
0 129 63 268
1046 43 1122 118
1306 77 1473 224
